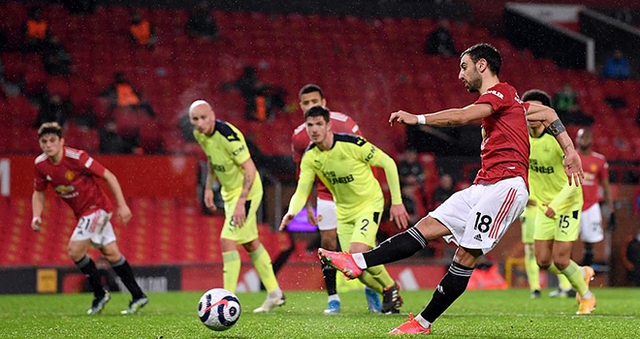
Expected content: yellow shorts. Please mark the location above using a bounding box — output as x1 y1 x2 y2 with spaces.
337 207 382 250
220 192 263 245
533 204 581 242
520 204 537 244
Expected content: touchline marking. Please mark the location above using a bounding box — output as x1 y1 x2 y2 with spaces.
444 312 636 319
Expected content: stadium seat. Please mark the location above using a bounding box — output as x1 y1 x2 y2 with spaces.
46 76 71 99
1 52 26 83
23 69 48 97
64 123 100 154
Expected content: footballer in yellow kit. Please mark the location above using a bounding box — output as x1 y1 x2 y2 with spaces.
280 105 409 314
283 108 408 249
190 100 285 313
522 90 595 315
193 116 263 244
529 131 583 242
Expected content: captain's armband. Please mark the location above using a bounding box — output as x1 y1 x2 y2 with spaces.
546 119 566 137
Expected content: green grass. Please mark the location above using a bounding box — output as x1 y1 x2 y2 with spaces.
0 288 638 338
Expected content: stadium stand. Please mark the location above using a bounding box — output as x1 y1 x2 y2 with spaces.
0 3 638 159
1 2 638 271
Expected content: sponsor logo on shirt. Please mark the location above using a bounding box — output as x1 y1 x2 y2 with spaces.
212 164 226 172
54 185 79 199
529 159 554 174
330 174 354 185
322 170 355 185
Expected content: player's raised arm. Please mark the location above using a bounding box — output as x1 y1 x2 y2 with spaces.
526 103 583 186
103 169 132 225
390 104 492 127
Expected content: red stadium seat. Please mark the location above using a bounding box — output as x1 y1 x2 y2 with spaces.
23 69 48 97
1 52 26 83
64 123 99 154
6 94 38 127
46 76 71 99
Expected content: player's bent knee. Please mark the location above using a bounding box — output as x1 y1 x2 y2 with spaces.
537 260 551 269
415 216 450 241
240 238 261 252
455 247 482 267
67 250 86 262
552 259 570 270
67 242 89 261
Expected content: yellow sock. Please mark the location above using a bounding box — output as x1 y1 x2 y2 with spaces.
548 263 573 291
557 274 572 291
359 264 395 293
358 270 383 294
367 264 395 288
223 251 241 293
336 274 365 293
547 263 561 275
249 244 280 293
524 244 540 291
561 261 588 296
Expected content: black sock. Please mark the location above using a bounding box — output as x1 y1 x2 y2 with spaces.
322 262 338 296
582 245 594 266
362 227 428 267
75 255 105 297
110 256 145 299
420 261 474 323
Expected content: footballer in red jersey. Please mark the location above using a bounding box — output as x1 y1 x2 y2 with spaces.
292 84 381 314
576 127 614 266
320 43 585 334
32 122 147 315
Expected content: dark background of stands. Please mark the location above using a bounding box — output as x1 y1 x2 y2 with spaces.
15 0 472 19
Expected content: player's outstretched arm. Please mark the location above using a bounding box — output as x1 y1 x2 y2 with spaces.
389 104 492 127
31 190 45 232
103 169 132 225
526 103 583 186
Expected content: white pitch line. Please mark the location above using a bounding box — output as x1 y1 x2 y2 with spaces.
443 312 637 319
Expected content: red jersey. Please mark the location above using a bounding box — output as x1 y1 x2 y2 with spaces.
34 147 113 218
473 82 530 187
291 111 361 200
580 151 609 210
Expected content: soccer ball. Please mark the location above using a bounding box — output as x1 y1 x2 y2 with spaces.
197 288 241 331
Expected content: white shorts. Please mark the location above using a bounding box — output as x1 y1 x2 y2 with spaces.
317 198 338 231
70 209 116 248
579 203 604 243
429 176 528 254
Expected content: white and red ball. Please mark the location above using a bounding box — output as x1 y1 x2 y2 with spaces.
197 288 241 331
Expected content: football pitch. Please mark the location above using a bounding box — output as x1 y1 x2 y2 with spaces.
1 288 638 338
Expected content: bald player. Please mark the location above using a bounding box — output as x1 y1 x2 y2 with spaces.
189 100 285 313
